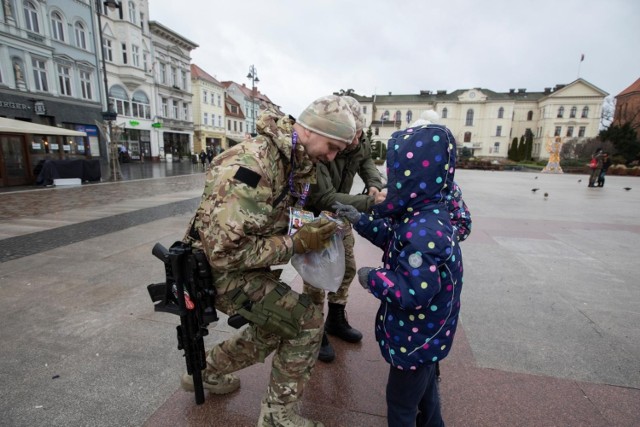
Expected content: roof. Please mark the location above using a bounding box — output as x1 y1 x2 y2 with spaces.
617 77 640 97
190 64 223 87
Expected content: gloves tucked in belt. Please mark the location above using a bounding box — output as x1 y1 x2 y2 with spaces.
332 201 362 224
292 218 337 254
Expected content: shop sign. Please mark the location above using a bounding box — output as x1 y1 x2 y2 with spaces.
0 100 30 110
34 101 46 115
151 122 162 128
129 120 140 126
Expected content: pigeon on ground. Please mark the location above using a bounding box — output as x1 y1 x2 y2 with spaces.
534 176 538 179
624 187 632 191
578 179 582 183
531 188 540 192
544 192 549 198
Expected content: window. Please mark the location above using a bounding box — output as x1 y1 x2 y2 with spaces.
32 58 48 91
183 104 188 120
570 106 577 118
181 70 187 89
406 110 413 123
441 107 448 119
102 38 113 62
80 70 92 100
239 122 243 132
75 22 87 50
203 112 208 125
464 132 471 142
374 127 379 135
172 100 178 118
498 107 504 119
227 119 231 131
465 109 474 126
496 125 502 136
24 1 40 33
131 91 150 118
557 106 564 118
493 142 500 153
128 1 137 24
121 43 127 64
233 121 237 132
218 115 222 127
143 52 149 71
51 12 65 41
578 126 586 137
527 110 533 121
581 106 589 118
132 45 140 67
57 64 72 96
160 63 166 84
363 106 367 114
217 94 221 107
140 12 144 30
381 110 389 121
394 110 401 122
110 85 130 116
171 67 177 86
566 126 574 137
161 98 168 117
203 90 208 103
554 126 561 136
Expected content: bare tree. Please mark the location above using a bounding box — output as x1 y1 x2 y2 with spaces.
600 96 615 130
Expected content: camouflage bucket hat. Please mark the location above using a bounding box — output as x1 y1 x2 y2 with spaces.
297 95 356 144
342 96 365 132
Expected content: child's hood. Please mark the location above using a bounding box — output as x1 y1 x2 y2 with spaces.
374 125 456 218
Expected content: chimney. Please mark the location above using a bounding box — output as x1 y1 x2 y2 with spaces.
388 91 392 95
420 90 431 95
509 89 515 94
518 88 526 93
544 87 551 94
437 90 447 95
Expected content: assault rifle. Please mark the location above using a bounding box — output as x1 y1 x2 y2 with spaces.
147 241 218 405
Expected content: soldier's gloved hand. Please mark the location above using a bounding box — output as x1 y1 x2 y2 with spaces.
332 202 361 224
357 267 374 290
292 218 337 254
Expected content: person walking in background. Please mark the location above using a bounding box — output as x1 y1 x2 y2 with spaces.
588 148 604 187
199 149 207 170
334 123 464 427
303 96 386 363
181 95 357 427
597 152 612 187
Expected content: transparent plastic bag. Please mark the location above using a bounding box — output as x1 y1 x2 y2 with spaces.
291 232 345 292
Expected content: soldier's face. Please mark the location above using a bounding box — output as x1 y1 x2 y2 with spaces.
303 131 348 163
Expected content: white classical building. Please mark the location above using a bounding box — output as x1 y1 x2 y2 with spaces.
352 78 607 160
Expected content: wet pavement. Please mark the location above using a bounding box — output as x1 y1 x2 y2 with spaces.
1 166 639 427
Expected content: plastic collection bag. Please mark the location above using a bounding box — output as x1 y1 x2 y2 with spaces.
289 208 346 292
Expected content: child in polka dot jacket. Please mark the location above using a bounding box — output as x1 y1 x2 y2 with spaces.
335 124 465 427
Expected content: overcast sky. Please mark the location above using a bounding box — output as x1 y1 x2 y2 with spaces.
148 0 640 116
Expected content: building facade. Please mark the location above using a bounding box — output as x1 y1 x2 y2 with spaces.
190 63 225 153
614 77 640 130
224 93 245 148
353 78 607 160
0 0 104 186
149 20 197 162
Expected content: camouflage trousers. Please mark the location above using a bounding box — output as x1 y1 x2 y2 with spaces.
303 226 356 309
206 271 323 405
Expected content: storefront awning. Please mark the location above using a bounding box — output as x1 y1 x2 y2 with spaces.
0 117 87 137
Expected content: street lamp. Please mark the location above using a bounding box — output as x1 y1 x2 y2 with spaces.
96 0 122 180
246 65 259 136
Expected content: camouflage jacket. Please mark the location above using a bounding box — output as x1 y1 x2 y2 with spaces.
305 138 383 215
184 110 315 293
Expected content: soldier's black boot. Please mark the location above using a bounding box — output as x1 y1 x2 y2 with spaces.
325 302 363 343
318 331 335 363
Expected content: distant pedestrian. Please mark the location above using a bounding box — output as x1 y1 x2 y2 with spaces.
588 148 604 187
597 152 612 187
199 150 207 170
206 148 214 164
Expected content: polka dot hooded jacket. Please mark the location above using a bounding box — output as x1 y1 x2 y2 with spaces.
353 124 464 370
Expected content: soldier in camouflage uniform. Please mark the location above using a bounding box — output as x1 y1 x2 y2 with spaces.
181 95 356 427
303 96 386 363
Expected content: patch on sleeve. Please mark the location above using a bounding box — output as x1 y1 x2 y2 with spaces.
234 166 261 188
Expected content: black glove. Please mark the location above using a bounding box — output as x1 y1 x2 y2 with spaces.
292 218 337 254
357 267 374 290
332 201 362 224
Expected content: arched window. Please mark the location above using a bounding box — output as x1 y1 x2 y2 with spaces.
75 22 87 50
557 106 564 118
23 1 40 33
406 110 413 124
570 106 577 118
581 106 589 118
441 107 448 119
381 110 389 121
131 91 150 119
465 109 474 126
51 11 65 41
464 132 472 142
527 111 533 121
498 107 504 119
395 110 401 122
110 85 130 116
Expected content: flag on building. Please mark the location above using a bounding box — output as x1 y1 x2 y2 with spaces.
580 54 585 62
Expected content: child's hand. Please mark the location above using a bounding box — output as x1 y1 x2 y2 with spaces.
357 267 374 290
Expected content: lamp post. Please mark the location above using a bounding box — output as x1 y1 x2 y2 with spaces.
246 65 259 136
96 0 122 180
